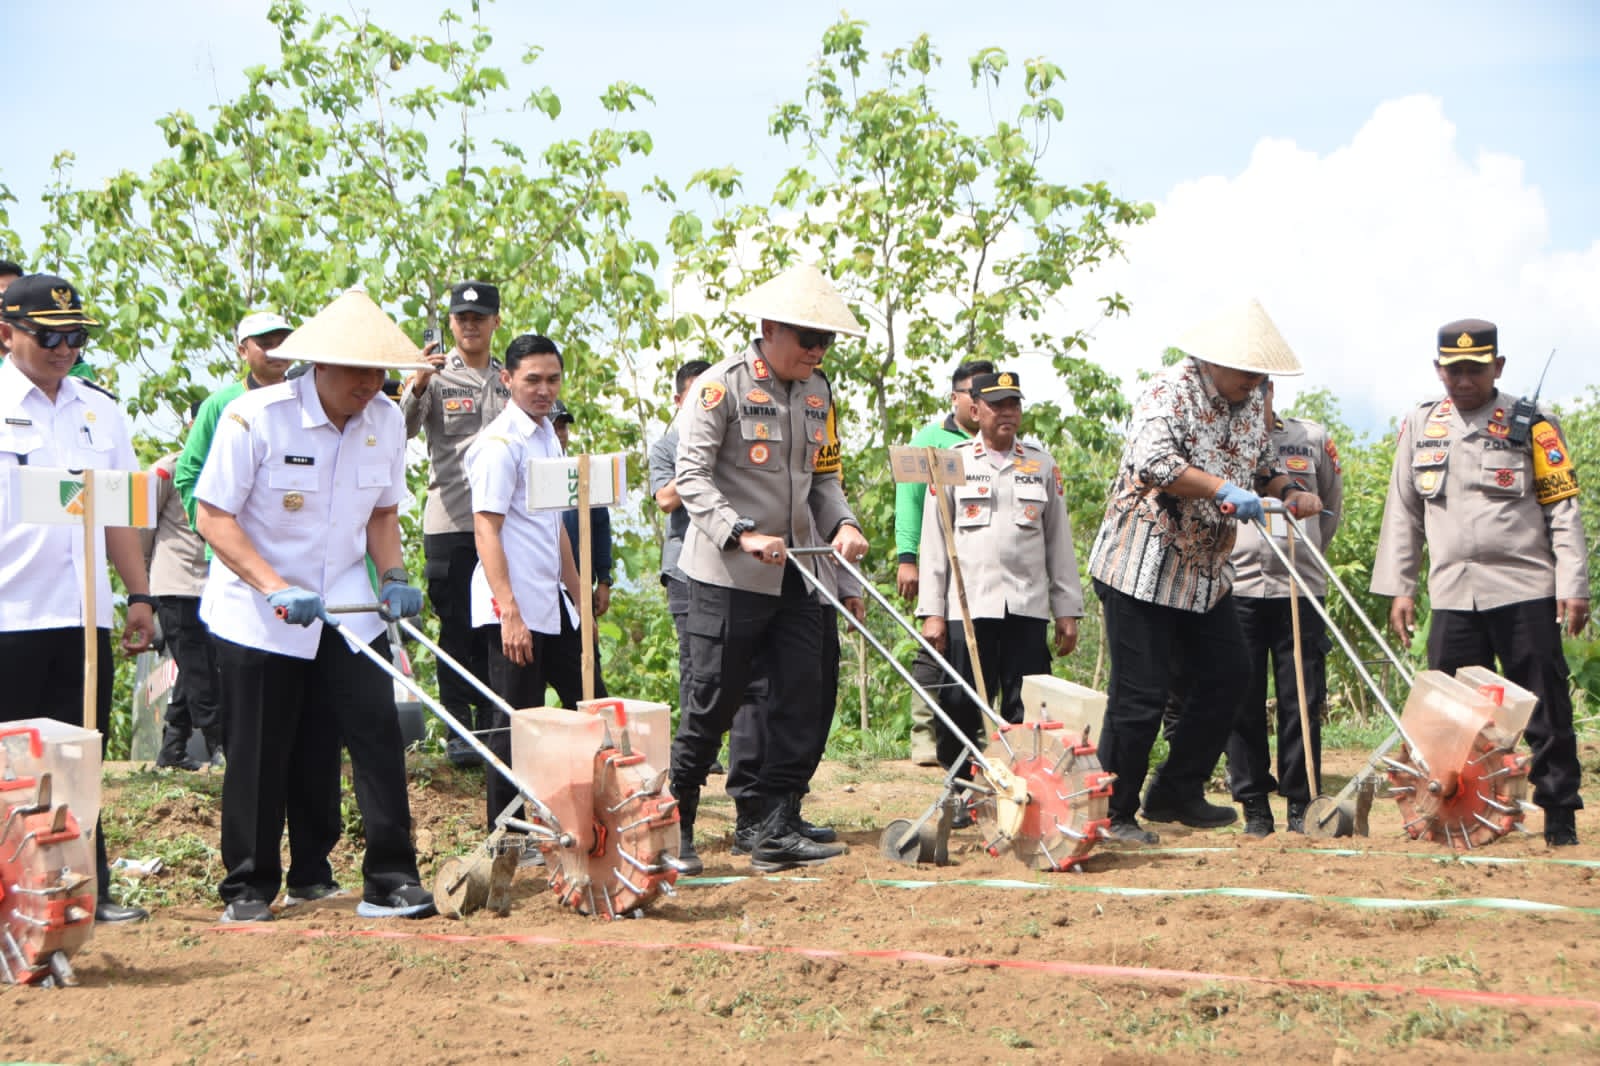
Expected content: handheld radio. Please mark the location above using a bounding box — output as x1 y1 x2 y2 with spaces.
1507 348 1556 446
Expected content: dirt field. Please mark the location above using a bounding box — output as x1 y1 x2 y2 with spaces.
4 747 1600 1065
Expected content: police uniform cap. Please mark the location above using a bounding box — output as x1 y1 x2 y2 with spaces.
971 371 1023 402
1 273 100 328
448 280 500 316
551 400 575 425
1436 318 1497 365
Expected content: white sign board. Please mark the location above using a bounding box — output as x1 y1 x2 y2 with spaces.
888 446 966 487
525 454 627 512
2 466 159 528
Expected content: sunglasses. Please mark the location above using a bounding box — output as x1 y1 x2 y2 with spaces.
786 326 835 352
13 322 90 350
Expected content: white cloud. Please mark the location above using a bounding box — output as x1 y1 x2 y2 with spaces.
1059 95 1600 436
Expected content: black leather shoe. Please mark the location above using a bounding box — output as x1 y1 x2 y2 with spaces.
1103 818 1159 845
797 817 838 844
949 803 974 830
95 900 150 924
1142 792 1238 829
750 795 846 872
1286 800 1309 834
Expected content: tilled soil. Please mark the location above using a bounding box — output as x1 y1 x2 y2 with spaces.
3 750 1599 1064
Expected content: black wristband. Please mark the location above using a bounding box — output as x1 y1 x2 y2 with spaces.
127 593 158 608
380 567 409 585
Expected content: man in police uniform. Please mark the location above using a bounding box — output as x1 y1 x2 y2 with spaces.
1227 381 1343 836
466 334 581 831
195 288 436 921
1372 318 1589 846
0 273 155 923
917 371 1083 778
400 280 509 765
673 263 869 873
894 359 993 765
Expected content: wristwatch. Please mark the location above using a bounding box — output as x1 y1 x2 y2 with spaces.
127 593 157 608
380 567 409 585
725 517 757 550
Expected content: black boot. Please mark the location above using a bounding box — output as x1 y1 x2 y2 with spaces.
156 726 201 771
1240 796 1274 838
795 799 837 844
674 785 704 874
730 797 762 857
1544 807 1579 847
1141 783 1238 828
1286 800 1308 834
750 794 846 872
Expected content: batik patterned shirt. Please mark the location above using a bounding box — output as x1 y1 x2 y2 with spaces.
1088 357 1284 612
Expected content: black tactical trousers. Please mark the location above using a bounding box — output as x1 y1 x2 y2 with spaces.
934 612 1052 779
424 532 491 731
1226 596 1328 803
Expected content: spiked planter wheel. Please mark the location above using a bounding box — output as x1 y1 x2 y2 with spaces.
1385 728 1530 850
971 721 1114 870
0 774 95 986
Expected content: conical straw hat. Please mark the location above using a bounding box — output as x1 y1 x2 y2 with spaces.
1176 298 1303 376
274 287 434 371
730 264 867 338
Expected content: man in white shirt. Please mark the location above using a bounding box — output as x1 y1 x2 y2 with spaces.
0 272 156 923
195 288 435 923
466 333 580 830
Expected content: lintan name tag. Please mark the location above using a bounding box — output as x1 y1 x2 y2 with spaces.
525 453 627 511
890 446 966 486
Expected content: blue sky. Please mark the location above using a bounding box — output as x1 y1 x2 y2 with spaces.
5 1 1597 432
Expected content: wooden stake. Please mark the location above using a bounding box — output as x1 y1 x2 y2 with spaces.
577 455 595 703
857 628 868 731
81 470 98 733
927 446 989 709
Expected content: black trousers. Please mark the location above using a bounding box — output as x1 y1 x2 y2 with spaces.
1095 580 1249 821
666 576 693 718
481 624 548 831
156 596 222 753
214 628 419 904
425 532 491 731
1429 598 1583 811
0 627 116 899
542 594 609 708
1225 596 1328 803
671 574 822 799
725 607 841 802
935 612 1052 778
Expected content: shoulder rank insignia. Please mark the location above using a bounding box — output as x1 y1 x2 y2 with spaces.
751 358 770 380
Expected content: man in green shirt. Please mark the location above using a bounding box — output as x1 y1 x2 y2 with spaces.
173 312 294 521
892 359 992 764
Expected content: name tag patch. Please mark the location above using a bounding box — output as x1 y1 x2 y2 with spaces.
284 455 315 466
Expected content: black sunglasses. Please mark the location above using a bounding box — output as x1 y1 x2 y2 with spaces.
786 325 835 352
13 322 90 350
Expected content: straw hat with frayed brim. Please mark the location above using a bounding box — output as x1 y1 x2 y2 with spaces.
730 264 867 339
1175 298 1303 377
273 287 434 371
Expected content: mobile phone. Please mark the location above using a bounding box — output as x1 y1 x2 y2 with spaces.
422 327 438 350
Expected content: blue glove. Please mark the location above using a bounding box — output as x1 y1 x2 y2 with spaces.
1213 481 1264 522
379 581 424 622
267 586 337 627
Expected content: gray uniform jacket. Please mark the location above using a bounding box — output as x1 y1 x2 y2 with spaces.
147 452 209 598
399 352 510 535
675 343 858 597
648 417 690 585
1371 392 1590 610
1231 417 1343 599
916 437 1084 622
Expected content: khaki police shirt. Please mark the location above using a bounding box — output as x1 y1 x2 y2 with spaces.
1371 392 1590 610
916 437 1084 623
399 352 510 535
1232 417 1343 599
147 453 210 598
675 343 857 597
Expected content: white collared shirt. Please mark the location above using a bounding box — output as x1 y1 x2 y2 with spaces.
466 403 564 632
195 373 406 659
0 359 139 631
